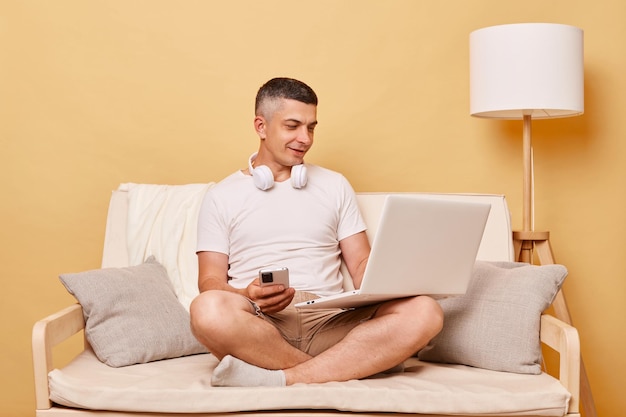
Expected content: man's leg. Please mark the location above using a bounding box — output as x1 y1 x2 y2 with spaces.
189 290 311 369
283 295 443 384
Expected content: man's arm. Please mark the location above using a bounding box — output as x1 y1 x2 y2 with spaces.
339 231 371 289
197 250 295 313
197 251 245 294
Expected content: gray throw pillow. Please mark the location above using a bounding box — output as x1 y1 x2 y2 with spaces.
59 256 208 367
417 261 567 374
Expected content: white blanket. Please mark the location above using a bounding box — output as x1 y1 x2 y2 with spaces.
122 182 214 310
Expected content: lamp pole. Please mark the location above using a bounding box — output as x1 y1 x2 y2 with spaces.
519 113 535 263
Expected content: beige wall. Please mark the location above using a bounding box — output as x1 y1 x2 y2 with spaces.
2 1 624 415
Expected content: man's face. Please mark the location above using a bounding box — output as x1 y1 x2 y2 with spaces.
256 98 317 168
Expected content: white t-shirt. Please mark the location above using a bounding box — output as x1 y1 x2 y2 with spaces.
196 164 366 296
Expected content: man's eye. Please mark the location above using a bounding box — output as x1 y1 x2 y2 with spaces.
286 125 297 130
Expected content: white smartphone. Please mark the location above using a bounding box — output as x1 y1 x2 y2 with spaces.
259 267 290 288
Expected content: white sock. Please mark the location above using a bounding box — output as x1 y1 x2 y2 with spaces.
211 355 286 387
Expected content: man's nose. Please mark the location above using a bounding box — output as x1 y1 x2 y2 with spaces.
297 126 313 144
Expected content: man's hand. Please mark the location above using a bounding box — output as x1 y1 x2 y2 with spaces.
246 278 295 314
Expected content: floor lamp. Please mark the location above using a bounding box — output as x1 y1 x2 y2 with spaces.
469 23 596 417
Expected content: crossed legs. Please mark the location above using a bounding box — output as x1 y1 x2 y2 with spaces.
190 290 443 386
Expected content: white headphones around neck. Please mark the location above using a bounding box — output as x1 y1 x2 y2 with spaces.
248 152 307 191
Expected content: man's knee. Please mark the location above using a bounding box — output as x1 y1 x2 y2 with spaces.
190 291 251 341
379 296 444 337
414 296 444 336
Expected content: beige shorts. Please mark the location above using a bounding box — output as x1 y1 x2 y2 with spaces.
250 291 380 357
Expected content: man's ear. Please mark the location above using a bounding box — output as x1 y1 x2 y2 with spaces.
254 116 266 139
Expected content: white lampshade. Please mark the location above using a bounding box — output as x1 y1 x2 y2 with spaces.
470 23 584 119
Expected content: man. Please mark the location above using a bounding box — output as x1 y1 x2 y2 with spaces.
190 77 443 387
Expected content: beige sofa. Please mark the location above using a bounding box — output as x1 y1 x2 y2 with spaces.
32 183 580 417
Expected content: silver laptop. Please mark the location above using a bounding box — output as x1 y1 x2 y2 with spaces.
295 195 490 309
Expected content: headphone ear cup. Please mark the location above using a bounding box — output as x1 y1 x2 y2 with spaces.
291 164 308 189
252 165 274 190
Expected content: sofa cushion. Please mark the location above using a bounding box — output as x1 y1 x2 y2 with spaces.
59 256 207 367
48 349 570 415
418 261 567 374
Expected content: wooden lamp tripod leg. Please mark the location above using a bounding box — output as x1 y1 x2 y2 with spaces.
513 231 598 417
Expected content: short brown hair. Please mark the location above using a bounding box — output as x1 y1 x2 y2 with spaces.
255 77 318 117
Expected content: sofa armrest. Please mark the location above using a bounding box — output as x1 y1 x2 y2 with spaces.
32 304 85 410
540 313 580 415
